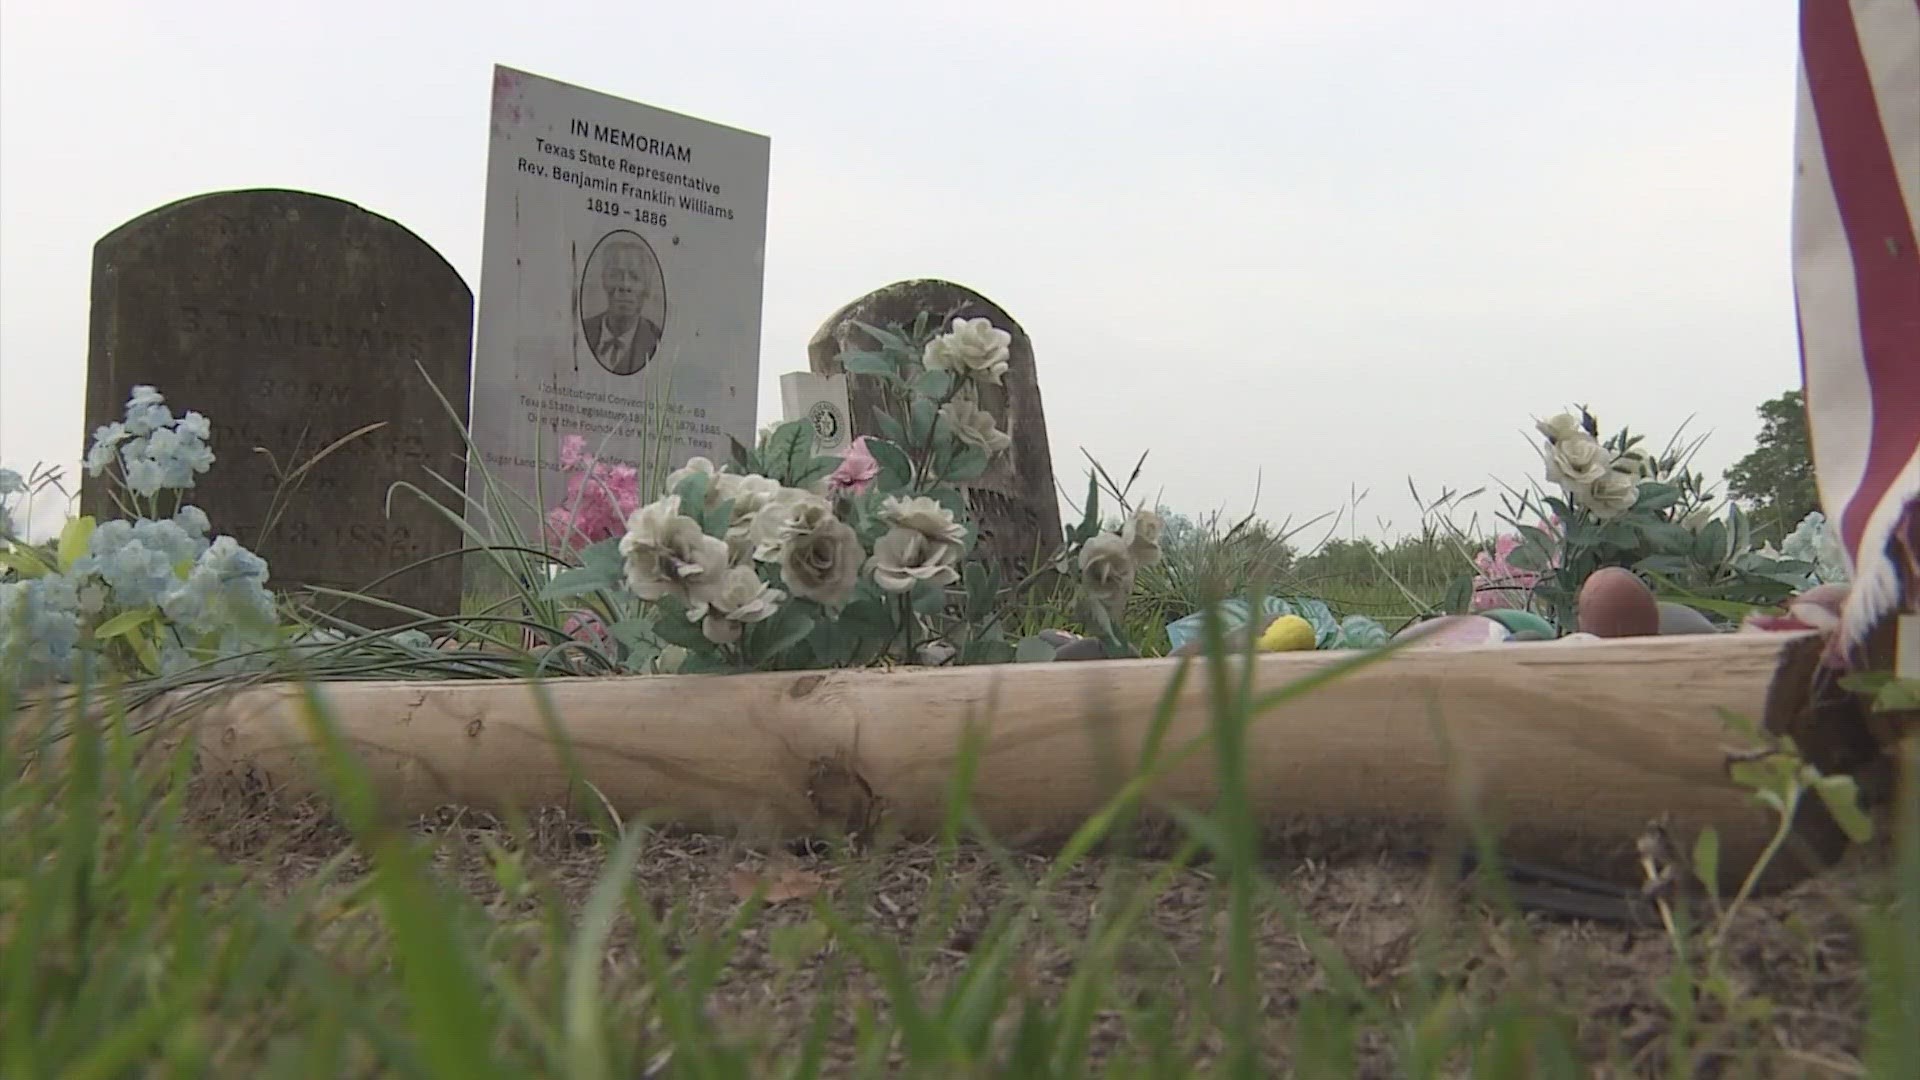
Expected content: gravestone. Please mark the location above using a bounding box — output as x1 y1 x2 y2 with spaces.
81 188 474 628
807 279 1061 579
779 371 853 457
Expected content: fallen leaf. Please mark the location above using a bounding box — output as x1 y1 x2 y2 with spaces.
727 864 826 905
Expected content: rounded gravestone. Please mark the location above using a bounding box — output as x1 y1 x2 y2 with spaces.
81 189 475 629
807 279 1063 582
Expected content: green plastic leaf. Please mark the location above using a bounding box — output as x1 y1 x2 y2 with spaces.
1634 482 1681 514
1014 636 1058 663
866 439 914 491
1813 775 1876 843
579 537 625 575
1074 471 1101 544
782 456 836 493
764 421 814 485
943 445 991 483
540 562 622 601
702 497 737 541
647 604 717 653
1691 827 1721 900
875 410 908 446
959 638 1015 665
909 397 938 445
0 546 50 578
1693 520 1731 564
605 617 660 652
674 470 712 514
57 515 96 571
911 579 949 616
728 434 762 476
93 605 159 640
849 319 913 356
840 351 898 380
913 368 955 401
749 603 816 662
838 594 896 638
964 561 995 621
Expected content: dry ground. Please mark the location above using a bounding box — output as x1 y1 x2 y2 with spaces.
187 770 1886 1077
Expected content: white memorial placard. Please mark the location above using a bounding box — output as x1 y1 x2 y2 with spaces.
779 371 853 456
469 65 770 534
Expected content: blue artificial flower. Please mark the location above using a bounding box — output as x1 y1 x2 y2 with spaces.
86 423 131 476
162 536 277 637
0 573 84 685
131 516 210 569
173 505 211 540
73 519 195 610
123 386 174 437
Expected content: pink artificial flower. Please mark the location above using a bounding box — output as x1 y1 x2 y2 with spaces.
827 436 880 497
1469 528 1560 611
545 439 643 552
564 609 611 648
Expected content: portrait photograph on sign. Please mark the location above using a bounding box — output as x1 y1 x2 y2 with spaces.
578 228 667 377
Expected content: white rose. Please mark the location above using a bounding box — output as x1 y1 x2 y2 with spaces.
1615 447 1654 479
1078 533 1137 624
666 456 723 497
618 495 731 605
922 317 1012 386
1580 471 1641 521
690 564 786 645
939 399 1012 456
1542 434 1611 492
1534 413 1586 443
878 495 967 546
777 514 866 610
747 487 833 562
714 473 785 559
1120 510 1165 567
868 527 963 593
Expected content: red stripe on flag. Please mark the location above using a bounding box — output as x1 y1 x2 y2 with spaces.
1800 0 1920 561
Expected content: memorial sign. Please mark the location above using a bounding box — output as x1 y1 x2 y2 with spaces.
469 65 771 537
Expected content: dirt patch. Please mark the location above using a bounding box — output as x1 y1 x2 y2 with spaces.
187 769 1883 1076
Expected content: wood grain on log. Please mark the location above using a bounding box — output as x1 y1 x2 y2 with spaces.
137 632 1856 895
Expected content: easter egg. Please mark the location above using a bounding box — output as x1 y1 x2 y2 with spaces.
1393 614 1512 648
1576 567 1660 638
1257 614 1317 652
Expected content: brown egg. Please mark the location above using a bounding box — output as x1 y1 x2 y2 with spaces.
1576 567 1661 638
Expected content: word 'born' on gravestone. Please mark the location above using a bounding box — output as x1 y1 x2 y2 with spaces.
81 188 475 627
807 279 1062 579
468 65 771 542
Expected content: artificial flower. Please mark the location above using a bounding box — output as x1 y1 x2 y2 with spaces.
777 513 866 610
1078 533 1137 623
690 565 786 645
922 317 1012 386
939 399 1012 456
827 437 880 497
617 495 730 605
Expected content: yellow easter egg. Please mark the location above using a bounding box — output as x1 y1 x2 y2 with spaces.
1257 614 1317 652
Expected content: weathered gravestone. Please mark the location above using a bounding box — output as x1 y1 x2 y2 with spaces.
807 280 1062 580
81 188 474 628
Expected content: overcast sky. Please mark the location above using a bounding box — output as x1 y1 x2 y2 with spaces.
1 0 1805 546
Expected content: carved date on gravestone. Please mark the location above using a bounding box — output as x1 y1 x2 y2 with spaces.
806 280 1062 580
81 189 474 627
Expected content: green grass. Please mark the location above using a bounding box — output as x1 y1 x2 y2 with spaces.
5 610 1913 1078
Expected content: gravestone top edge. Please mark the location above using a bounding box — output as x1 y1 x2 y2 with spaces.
92 188 472 293
806 278 1027 350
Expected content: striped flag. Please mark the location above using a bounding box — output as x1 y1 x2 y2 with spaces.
1792 0 1920 675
